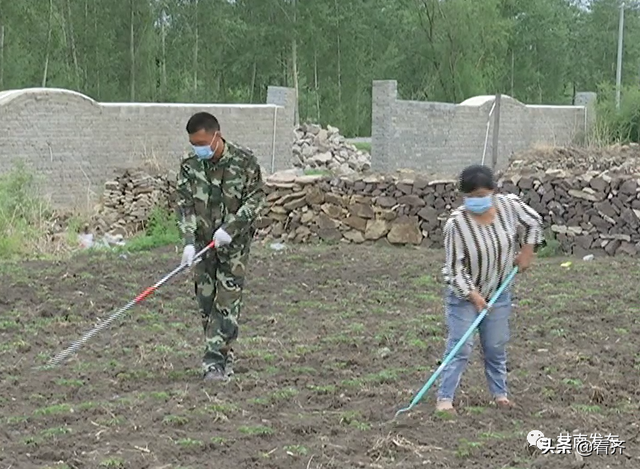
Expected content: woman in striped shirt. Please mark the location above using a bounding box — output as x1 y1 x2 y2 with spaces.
436 164 543 413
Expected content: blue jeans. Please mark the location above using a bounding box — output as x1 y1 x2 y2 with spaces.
436 288 512 401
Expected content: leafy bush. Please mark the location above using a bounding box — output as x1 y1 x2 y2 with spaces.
592 82 640 144
536 229 563 258
0 164 55 259
123 206 181 252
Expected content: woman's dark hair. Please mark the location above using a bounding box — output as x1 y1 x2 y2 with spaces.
458 164 495 194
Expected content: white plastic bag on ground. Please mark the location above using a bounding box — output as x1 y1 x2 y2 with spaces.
79 232 94 249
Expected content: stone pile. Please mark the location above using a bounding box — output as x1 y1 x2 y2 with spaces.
292 123 371 176
257 168 640 257
89 139 640 257
90 166 640 257
258 171 457 246
500 169 640 256
91 168 175 236
505 143 640 175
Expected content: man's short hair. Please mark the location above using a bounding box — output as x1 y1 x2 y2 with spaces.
186 112 220 134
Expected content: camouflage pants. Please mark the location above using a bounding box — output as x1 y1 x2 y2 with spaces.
193 239 251 374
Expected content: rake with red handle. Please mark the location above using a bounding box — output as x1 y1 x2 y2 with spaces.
45 240 215 367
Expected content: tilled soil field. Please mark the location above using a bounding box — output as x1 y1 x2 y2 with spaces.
0 243 639 469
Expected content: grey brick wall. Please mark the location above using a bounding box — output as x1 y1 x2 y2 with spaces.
0 86 296 211
371 80 596 176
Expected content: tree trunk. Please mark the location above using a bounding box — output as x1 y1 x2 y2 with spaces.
0 24 4 89
291 0 299 126
66 0 80 88
94 0 100 96
510 48 515 97
0 0 3 89
282 50 287 83
334 0 342 120
250 59 257 103
83 0 89 89
355 64 360 136
193 0 199 95
314 47 320 122
291 38 299 125
130 0 135 101
42 0 54 87
161 10 167 96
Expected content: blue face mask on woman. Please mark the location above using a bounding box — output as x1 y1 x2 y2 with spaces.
464 195 493 214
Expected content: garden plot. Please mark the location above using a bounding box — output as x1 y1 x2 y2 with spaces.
0 244 638 468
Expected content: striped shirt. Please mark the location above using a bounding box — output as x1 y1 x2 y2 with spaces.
442 193 544 300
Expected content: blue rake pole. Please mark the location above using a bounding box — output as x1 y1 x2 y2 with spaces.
394 266 518 418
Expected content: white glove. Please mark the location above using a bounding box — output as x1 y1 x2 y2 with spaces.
213 227 232 247
181 244 196 266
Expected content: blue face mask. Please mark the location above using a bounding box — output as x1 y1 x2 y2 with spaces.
192 145 214 160
464 195 493 214
191 133 217 160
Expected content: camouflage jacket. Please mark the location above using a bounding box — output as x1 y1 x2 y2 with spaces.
175 140 265 247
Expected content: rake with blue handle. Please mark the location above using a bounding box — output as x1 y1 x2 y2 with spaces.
394 266 518 418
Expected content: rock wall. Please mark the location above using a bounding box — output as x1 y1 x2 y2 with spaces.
92 164 640 257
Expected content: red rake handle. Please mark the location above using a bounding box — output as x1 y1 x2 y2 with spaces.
45 240 216 367
134 286 157 303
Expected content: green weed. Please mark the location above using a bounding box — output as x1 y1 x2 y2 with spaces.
119 206 181 252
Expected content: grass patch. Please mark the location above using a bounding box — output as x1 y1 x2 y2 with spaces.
238 425 274 436
117 206 181 252
0 163 69 259
352 141 371 153
536 229 562 258
303 168 332 176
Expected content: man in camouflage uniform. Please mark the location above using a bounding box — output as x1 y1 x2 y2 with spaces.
175 111 264 381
